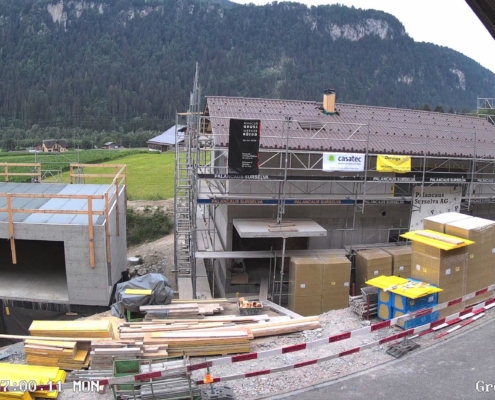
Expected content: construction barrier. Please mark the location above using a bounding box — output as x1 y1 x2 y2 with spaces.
2 284 495 393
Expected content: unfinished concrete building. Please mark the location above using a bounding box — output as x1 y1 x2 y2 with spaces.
0 164 127 329
175 92 495 304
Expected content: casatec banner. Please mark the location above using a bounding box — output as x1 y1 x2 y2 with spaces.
322 152 365 172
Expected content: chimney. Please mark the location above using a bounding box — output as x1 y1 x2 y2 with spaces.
323 89 336 115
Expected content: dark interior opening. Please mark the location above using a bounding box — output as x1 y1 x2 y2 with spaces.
0 239 68 302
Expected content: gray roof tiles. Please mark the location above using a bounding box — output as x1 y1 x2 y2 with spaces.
206 96 495 158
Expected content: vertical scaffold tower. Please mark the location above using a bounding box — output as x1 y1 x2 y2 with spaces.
174 63 201 298
477 97 495 124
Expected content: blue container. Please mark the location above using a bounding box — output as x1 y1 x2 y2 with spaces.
393 292 438 312
377 289 394 307
393 308 439 330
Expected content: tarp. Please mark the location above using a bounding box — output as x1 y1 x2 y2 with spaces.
376 155 411 173
110 274 173 318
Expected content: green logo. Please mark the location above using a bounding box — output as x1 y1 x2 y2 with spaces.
328 154 335 162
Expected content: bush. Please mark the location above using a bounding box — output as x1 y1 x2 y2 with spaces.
126 207 173 246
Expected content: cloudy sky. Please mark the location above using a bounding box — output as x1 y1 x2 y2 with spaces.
230 0 495 74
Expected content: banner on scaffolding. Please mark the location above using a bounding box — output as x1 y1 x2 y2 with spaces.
228 119 261 175
409 186 462 231
377 155 411 173
322 152 365 172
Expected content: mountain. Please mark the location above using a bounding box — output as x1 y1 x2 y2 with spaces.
0 0 494 133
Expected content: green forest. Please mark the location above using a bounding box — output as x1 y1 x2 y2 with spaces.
0 0 494 149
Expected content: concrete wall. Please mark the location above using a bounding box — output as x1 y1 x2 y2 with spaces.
0 187 128 306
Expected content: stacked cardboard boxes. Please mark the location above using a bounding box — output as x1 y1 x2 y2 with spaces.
444 217 495 306
288 255 351 316
410 241 468 317
381 246 412 278
423 212 472 233
355 249 392 291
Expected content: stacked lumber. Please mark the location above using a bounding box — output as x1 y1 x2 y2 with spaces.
26 320 112 370
29 320 113 339
24 339 89 370
0 362 66 400
90 340 169 370
141 303 223 319
145 330 252 357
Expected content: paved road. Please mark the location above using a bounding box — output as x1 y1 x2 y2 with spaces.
268 317 495 400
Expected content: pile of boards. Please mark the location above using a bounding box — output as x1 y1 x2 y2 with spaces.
0 362 66 400
90 340 169 370
118 311 321 357
141 303 223 319
25 320 113 370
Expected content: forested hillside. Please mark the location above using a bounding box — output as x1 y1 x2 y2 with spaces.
0 0 494 142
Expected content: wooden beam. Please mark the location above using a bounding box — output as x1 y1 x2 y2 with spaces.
0 163 41 167
0 193 104 200
104 192 111 265
4 165 7 182
0 173 42 177
37 164 41 182
71 163 125 168
88 196 95 268
0 333 111 342
6 193 16 264
70 173 117 178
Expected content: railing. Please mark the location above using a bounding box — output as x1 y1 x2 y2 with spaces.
0 163 127 268
0 163 41 182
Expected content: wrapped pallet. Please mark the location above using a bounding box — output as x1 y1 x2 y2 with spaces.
445 217 495 306
288 256 323 316
355 249 392 291
320 255 351 312
381 246 412 278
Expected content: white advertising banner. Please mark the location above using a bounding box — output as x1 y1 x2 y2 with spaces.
322 153 365 172
409 186 462 231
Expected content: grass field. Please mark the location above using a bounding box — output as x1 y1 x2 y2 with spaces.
44 152 175 200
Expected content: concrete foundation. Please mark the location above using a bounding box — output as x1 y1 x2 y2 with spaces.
0 182 127 306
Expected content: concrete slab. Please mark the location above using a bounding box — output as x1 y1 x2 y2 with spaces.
233 218 327 238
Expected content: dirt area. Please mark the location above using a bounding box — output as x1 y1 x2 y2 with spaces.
126 199 176 290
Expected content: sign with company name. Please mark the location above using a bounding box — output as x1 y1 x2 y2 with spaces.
409 186 462 231
228 119 261 175
322 152 365 172
377 155 411 173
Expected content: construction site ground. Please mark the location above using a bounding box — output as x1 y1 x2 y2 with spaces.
0 200 493 398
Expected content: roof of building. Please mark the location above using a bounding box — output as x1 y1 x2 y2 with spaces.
466 0 495 40
42 139 68 148
147 125 186 146
0 183 108 225
205 96 495 158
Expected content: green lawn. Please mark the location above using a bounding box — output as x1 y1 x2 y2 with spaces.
44 152 175 200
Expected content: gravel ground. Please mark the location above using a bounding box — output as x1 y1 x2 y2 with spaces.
1 306 493 399
191 306 495 399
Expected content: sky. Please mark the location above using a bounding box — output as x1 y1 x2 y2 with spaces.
230 0 495 74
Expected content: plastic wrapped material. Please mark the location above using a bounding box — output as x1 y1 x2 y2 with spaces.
110 273 173 318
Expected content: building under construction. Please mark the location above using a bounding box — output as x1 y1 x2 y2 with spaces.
175 88 495 305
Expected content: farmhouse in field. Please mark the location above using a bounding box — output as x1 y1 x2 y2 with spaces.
102 141 119 149
42 139 67 153
147 125 185 152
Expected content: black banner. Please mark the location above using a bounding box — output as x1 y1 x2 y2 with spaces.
228 119 261 175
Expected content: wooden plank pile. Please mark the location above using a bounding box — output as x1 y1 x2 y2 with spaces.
90 340 169 370
25 320 113 370
141 303 223 319
25 339 89 370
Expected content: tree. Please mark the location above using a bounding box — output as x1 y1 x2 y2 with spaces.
434 105 444 113
422 104 431 111
448 107 454 114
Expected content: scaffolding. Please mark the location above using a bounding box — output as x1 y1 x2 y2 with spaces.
477 97 495 125
174 64 201 297
175 94 495 299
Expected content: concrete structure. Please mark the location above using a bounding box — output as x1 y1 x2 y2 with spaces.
0 165 127 306
175 94 495 302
